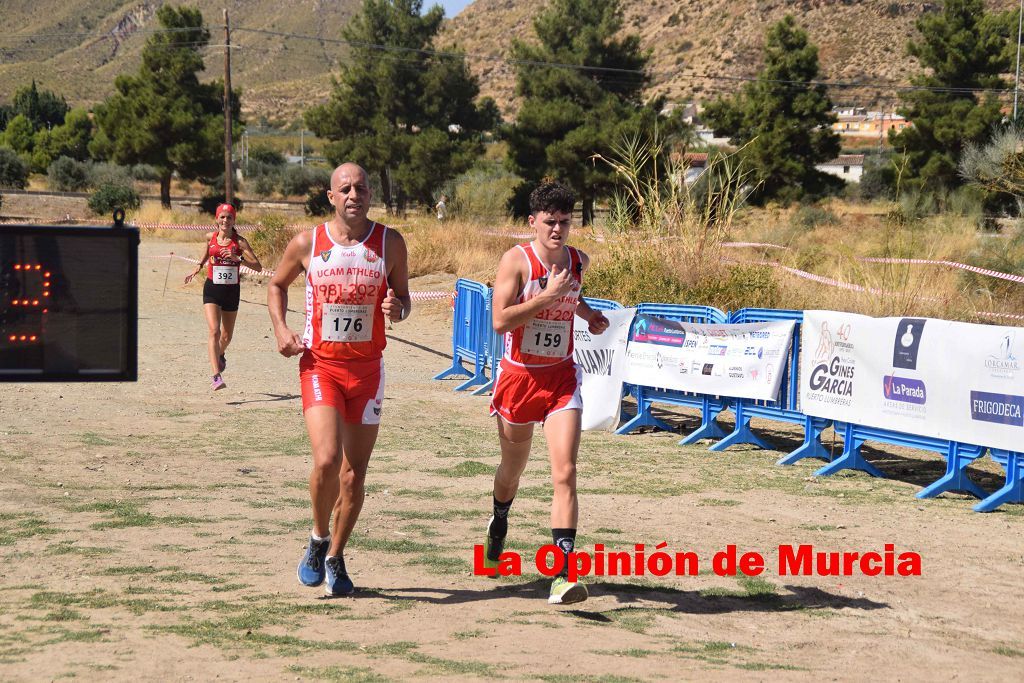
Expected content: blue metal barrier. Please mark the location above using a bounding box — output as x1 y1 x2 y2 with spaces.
818 423 987 499
974 450 1024 512
711 308 832 465
582 297 623 312
471 289 501 396
615 303 730 444
433 278 491 391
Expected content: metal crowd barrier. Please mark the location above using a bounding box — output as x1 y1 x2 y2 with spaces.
433 278 491 391
434 289 1023 511
581 297 623 312
614 303 730 445
820 422 988 496
975 450 1024 512
711 308 833 465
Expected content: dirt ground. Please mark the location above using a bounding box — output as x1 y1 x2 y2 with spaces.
1 237 1023 682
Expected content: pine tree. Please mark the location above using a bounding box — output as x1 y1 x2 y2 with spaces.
703 15 840 205
891 0 1012 191
90 5 241 208
506 0 653 223
305 0 497 211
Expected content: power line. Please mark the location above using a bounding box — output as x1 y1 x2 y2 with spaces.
2 23 1017 98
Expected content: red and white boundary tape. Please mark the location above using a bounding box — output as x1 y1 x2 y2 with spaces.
859 257 1024 284
132 222 310 233
148 253 452 301
729 258 1024 322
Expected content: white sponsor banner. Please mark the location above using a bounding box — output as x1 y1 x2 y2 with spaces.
574 308 634 431
800 310 1024 452
621 315 795 401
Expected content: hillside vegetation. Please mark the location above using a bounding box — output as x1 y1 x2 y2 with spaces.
442 0 1020 116
4 1 1021 121
0 0 359 124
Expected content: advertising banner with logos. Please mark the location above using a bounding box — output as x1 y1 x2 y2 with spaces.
620 315 795 401
574 308 635 431
800 310 1024 452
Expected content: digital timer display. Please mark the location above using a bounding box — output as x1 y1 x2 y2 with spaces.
0 224 138 381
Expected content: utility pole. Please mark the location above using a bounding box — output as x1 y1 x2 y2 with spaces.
223 8 234 203
300 130 305 167
1015 0 1023 121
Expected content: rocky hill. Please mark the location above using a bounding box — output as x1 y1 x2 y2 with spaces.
442 0 1020 116
0 0 360 125
2 1 1018 124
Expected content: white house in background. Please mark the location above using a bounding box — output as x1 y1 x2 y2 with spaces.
816 154 865 183
694 127 732 147
682 152 708 185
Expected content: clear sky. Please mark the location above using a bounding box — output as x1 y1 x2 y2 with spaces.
435 0 473 18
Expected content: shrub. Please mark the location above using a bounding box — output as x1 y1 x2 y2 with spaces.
0 146 29 189
48 156 91 191
305 184 332 216
88 183 140 215
89 162 133 189
249 147 287 167
280 165 330 197
792 204 838 231
247 214 294 268
450 166 520 219
585 244 780 310
130 164 161 182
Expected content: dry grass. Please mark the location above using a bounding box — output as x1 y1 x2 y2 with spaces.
132 195 1024 322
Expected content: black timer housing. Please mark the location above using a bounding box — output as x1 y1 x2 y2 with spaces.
0 218 138 381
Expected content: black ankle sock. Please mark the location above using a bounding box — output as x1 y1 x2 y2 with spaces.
490 496 513 538
552 528 576 578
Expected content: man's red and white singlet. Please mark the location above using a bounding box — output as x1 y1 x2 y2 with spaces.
207 231 242 284
502 243 583 369
302 222 388 362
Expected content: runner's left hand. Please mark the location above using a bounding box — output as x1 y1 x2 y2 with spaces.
589 312 609 334
382 288 405 322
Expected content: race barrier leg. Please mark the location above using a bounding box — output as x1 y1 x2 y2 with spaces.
615 386 674 434
707 400 770 451
916 442 987 500
813 422 885 478
776 416 833 465
471 323 502 397
433 356 473 381
974 450 1024 512
678 396 728 444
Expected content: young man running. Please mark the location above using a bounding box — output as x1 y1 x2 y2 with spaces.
268 163 411 596
484 181 609 605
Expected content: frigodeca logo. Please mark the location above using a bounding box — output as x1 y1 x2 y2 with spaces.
883 375 926 405
970 391 1024 426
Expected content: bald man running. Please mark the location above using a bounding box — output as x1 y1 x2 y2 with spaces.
269 163 411 596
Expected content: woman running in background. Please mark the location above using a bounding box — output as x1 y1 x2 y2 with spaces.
184 203 262 390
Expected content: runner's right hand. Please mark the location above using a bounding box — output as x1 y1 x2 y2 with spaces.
275 328 304 357
542 264 573 300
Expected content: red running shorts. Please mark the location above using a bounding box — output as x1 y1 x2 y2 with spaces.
299 352 385 424
489 359 582 425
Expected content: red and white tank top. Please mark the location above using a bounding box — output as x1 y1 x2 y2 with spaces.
303 222 388 362
207 231 242 284
502 243 583 369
